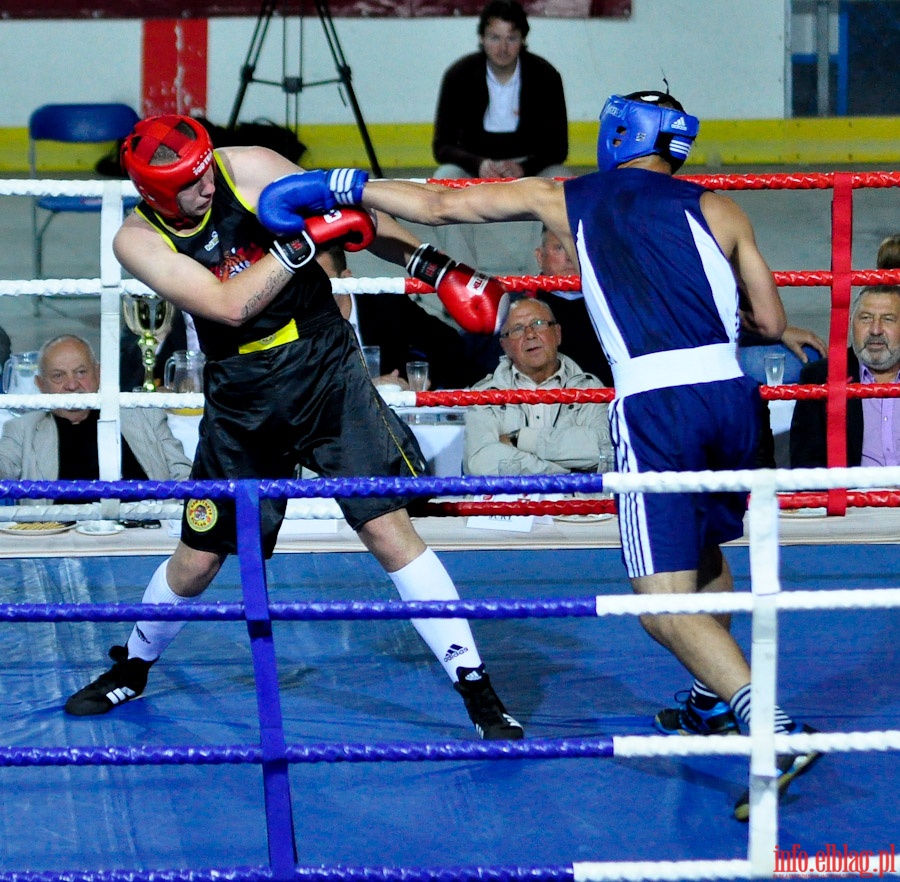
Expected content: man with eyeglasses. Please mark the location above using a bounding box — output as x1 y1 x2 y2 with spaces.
463 297 610 476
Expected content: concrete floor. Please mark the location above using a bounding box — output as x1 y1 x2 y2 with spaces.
2 163 898 356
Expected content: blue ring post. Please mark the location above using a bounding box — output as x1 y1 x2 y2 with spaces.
235 479 296 878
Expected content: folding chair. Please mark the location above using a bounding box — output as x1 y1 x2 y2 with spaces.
29 102 140 283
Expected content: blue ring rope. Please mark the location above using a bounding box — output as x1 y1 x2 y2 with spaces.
1 474 610 881
0 738 616 769
0 598 599 623
0 864 576 882
0 473 609 502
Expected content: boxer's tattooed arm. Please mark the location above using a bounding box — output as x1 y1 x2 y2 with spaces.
241 274 285 321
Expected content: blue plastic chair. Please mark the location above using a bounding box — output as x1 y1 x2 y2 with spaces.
29 102 140 280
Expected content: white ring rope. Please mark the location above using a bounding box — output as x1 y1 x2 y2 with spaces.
0 179 138 198
331 277 408 295
572 858 753 881
0 277 407 297
0 278 152 297
5 178 900 882
0 502 183 522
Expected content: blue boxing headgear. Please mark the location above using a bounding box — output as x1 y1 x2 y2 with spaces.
597 91 699 173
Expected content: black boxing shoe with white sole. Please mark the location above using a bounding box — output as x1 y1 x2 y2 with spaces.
65 645 155 716
454 664 524 740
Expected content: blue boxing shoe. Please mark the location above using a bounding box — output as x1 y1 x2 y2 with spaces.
654 691 740 736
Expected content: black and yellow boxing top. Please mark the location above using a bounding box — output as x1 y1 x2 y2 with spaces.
136 153 338 361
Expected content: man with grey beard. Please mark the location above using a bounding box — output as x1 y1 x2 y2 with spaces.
790 285 900 467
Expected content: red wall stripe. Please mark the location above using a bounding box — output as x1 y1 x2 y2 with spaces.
142 18 208 118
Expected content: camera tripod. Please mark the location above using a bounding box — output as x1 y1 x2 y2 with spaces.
227 0 383 176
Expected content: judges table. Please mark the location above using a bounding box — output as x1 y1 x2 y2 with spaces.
167 406 467 478
1 504 899 559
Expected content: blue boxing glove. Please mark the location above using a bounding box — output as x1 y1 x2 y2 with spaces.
258 168 369 236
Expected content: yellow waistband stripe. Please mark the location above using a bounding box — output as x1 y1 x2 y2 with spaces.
238 319 299 355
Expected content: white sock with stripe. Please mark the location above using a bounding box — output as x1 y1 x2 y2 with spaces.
730 683 797 734
387 548 483 681
126 558 189 662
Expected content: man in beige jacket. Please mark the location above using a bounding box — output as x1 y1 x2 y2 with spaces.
464 297 610 476
0 335 191 487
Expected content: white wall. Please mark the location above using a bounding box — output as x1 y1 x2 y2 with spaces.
0 20 141 124
0 0 788 128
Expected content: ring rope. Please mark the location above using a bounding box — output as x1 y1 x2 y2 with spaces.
0 860 760 882
7 168 900 201
2 462 898 501
4 265 899 299
1 383 898 413
2 470 899 882
426 170 900 190
3 729 899 770
4 173 900 881
5 585 900 625
2 487 897 523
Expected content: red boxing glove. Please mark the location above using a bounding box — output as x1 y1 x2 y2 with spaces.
406 243 509 335
304 208 376 253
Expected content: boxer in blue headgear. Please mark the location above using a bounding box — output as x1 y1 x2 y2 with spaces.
257 86 826 824
596 90 699 172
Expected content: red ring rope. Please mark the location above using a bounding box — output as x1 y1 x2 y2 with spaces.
413 169 900 518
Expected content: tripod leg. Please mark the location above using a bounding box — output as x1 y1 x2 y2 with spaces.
314 0 383 177
228 0 279 129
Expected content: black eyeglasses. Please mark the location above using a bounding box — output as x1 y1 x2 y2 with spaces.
500 319 558 340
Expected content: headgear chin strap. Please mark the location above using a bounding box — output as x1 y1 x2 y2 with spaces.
596 92 699 173
120 115 214 220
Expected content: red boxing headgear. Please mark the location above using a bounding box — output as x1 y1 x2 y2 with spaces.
120 115 214 220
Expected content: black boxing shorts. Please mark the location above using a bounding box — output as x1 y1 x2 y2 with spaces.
181 317 426 557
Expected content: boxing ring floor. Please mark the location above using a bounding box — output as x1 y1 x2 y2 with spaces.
2 542 896 874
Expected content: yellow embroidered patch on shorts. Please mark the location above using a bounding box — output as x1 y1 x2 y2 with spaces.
186 499 218 532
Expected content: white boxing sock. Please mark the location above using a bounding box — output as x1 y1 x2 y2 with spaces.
387 548 483 681
126 559 190 662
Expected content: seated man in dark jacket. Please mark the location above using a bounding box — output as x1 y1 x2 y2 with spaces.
791 285 900 467
432 1 567 181
430 0 569 276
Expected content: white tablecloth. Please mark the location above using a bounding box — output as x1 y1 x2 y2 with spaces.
168 407 466 478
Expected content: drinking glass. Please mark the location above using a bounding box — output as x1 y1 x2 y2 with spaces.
598 450 615 499
361 345 380 378
406 360 430 392
764 352 785 386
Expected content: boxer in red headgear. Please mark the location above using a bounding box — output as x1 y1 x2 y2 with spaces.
120 115 214 222
65 113 523 744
